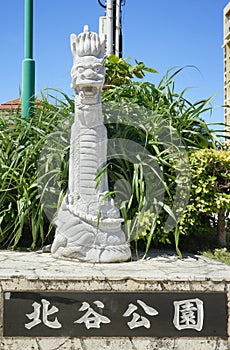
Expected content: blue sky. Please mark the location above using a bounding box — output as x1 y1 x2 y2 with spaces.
0 0 228 125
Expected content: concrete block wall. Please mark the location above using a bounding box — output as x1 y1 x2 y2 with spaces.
0 251 229 350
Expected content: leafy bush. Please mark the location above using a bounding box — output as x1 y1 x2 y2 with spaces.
202 248 230 265
102 57 224 255
104 57 220 150
179 149 230 248
0 57 225 255
104 55 157 86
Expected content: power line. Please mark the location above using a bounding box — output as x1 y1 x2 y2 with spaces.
98 0 106 9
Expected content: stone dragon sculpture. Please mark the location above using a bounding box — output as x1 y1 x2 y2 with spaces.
51 26 131 262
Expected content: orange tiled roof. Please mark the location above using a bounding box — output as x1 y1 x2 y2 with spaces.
0 98 21 110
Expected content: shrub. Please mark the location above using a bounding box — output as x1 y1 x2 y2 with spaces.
179 149 230 247
0 58 225 255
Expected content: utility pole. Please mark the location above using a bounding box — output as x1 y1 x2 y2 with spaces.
22 0 35 118
98 0 124 57
106 0 114 55
114 0 121 57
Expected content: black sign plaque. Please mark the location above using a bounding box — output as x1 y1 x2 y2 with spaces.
3 291 227 337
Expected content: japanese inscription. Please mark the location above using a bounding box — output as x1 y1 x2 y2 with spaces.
74 301 111 329
3 291 227 337
173 298 204 331
25 299 62 330
123 300 159 329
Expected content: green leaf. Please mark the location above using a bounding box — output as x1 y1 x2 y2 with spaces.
109 55 119 64
143 67 158 74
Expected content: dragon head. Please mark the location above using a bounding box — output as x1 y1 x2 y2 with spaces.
70 25 106 105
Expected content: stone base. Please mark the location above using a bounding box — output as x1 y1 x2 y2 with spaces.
0 337 228 350
51 197 131 263
0 250 229 349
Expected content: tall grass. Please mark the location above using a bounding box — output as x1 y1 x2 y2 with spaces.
0 92 72 249
102 66 223 254
0 65 224 253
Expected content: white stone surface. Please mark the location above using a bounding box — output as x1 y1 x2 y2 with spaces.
0 250 229 284
0 337 229 350
51 25 131 263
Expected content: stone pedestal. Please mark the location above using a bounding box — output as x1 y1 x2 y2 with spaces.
0 250 229 349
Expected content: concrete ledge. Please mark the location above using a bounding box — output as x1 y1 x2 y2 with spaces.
0 337 228 350
0 250 229 350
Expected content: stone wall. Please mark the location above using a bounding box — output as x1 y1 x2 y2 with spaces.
0 250 229 350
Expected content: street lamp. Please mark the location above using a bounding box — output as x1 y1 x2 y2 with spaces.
22 0 35 118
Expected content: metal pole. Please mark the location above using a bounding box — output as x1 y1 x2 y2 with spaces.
106 0 114 55
115 0 121 57
22 0 35 118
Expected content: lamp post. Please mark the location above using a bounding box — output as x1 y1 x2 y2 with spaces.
22 0 35 118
